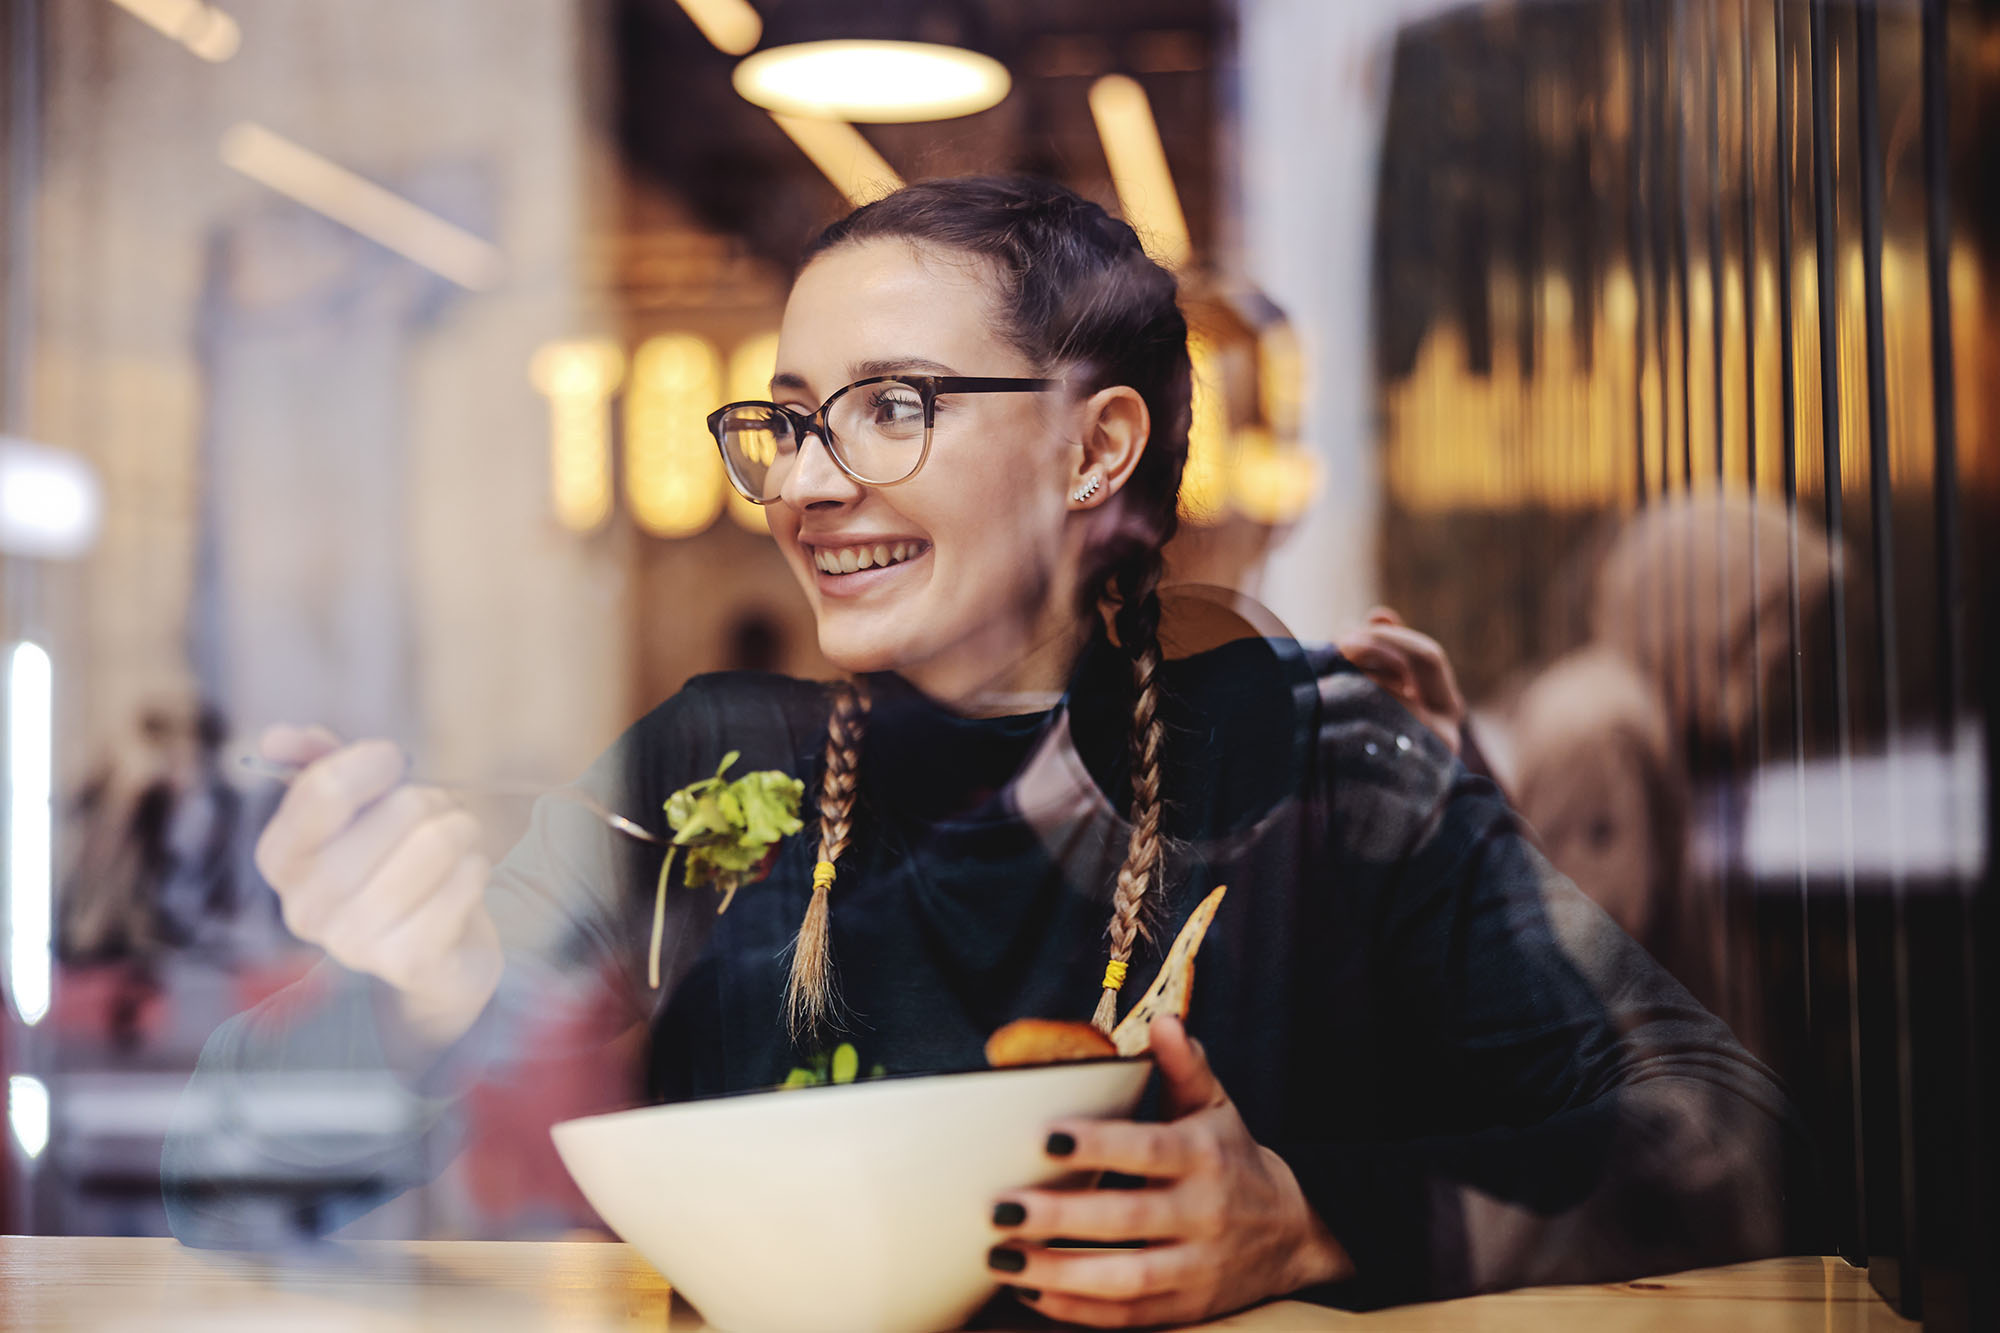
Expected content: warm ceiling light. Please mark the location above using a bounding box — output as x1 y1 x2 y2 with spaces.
107 0 240 62
734 40 1011 123
1088 74 1192 270
674 0 761 56
767 114 904 207
220 123 505 291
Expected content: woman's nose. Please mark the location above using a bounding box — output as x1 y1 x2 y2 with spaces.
779 429 864 508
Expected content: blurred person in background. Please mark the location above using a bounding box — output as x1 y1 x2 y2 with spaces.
166 177 1813 1321
1498 495 1836 1011
59 697 248 1050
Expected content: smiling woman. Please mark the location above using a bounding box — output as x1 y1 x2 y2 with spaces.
164 177 1814 1327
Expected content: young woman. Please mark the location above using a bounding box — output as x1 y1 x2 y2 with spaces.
166 177 1810 1323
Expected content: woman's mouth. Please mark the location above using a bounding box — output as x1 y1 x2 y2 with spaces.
809 540 929 577
804 539 933 597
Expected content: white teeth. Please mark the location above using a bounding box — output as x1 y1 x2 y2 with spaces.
812 541 925 574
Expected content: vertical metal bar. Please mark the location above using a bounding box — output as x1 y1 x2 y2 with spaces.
2 0 39 435
1921 0 1960 763
1653 4 1675 510
1856 3 1922 1310
1808 0 1867 1263
1775 0 1812 1049
1704 0 1736 1002
1630 0 1653 508
1742 0 1766 770
1917 0 1976 1319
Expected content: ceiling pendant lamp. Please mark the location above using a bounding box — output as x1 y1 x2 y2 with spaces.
730 0 1011 124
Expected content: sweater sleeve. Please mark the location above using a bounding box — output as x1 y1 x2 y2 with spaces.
162 699 703 1249
1276 680 1815 1309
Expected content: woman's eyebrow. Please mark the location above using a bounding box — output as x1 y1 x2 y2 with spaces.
850 356 959 379
769 370 812 397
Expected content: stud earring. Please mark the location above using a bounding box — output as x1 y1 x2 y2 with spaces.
1072 475 1101 504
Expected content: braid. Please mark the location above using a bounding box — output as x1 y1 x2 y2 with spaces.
1092 552 1171 1034
784 681 869 1044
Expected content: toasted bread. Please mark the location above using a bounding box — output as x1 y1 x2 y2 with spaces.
1110 884 1229 1056
984 1019 1118 1067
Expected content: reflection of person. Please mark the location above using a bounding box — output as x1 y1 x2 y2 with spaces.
168 179 1811 1317
62 700 244 965
1501 496 1836 1009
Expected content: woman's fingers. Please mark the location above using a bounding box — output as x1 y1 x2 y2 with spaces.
278 785 452 941
994 1183 1203 1244
257 722 344 767
1147 1015 1225 1116
985 1241 1200 1305
1013 1287 1197 1331
1337 633 1417 701
1040 1115 1206 1181
316 806 482 971
254 739 406 888
1365 622 1465 712
366 846 493 994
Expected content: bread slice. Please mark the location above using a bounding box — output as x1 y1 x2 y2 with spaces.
984 1019 1118 1067
1110 884 1229 1057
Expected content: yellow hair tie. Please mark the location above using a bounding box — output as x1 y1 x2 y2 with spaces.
1101 958 1129 992
812 860 837 892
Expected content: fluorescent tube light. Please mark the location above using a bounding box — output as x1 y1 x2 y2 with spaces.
220 123 505 292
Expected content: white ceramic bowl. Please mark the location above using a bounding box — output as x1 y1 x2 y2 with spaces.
551 1058 1151 1333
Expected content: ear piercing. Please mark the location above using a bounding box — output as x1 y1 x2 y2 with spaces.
1072 475 1102 504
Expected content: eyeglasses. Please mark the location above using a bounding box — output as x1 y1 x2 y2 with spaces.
708 374 1064 504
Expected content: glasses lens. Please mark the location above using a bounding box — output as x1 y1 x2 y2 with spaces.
826 379 928 484
716 406 796 502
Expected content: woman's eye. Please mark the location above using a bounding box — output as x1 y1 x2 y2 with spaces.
871 391 924 424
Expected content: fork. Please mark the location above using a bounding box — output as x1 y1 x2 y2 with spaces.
236 755 669 847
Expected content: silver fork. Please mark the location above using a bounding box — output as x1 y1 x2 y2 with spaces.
236 755 669 847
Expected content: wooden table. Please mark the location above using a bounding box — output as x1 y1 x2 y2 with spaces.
0 1237 1913 1331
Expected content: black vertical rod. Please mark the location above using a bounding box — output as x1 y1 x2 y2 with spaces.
1808 0 1867 1262
1774 0 1812 1042
1919 0 1961 765
1856 2 1921 1306
1653 4 1676 510
1703 0 1736 1003
2 0 39 434
1742 0 1766 770
1918 0 1976 1313
1630 0 1653 507
1676 13 1696 496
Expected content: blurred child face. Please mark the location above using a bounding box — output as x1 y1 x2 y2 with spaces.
763 239 1093 702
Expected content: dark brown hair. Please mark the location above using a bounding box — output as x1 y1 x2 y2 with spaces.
783 176 1194 1042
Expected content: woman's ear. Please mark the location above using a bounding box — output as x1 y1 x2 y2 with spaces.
1070 386 1151 509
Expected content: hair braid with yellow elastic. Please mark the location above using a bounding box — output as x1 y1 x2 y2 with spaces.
1092 550 1171 1033
784 680 868 1043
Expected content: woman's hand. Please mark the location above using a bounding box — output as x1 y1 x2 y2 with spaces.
988 1017 1352 1327
1336 606 1467 755
252 724 503 1050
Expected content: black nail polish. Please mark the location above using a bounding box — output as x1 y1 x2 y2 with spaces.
1045 1131 1076 1158
1014 1288 1041 1302
992 1201 1026 1227
987 1247 1027 1274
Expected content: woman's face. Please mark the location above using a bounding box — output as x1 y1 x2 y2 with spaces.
765 239 1092 699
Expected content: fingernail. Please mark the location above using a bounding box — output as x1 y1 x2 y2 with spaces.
992 1201 1026 1227
988 1247 1027 1274
1014 1288 1041 1302
1045 1131 1076 1158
